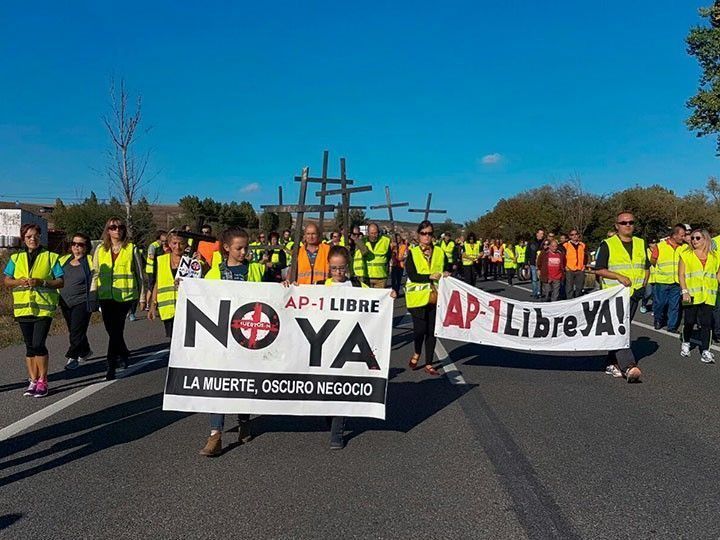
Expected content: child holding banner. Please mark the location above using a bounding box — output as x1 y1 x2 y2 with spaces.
318 245 396 449
199 227 268 457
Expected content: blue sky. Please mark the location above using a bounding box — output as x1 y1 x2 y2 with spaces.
0 1 716 222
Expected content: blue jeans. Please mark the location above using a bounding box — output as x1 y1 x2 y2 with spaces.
209 413 249 432
653 283 681 330
714 292 720 338
530 265 540 297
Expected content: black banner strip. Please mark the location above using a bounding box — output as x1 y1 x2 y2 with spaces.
165 367 387 403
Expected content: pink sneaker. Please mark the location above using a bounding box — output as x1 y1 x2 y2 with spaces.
33 379 48 398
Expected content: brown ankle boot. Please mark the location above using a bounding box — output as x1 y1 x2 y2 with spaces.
199 432 222 456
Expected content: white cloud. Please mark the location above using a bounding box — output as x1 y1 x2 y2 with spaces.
481 153 503 165
239 182 261 193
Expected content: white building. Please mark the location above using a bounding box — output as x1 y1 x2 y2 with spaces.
0 209 48 247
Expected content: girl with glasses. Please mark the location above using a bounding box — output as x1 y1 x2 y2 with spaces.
91 217 146 380
2 223 64 397
678 229 720 363
58 232 96 370
405 221 449 375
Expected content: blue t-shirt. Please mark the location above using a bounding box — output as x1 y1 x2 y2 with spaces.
3 250 64 279
226 263 248 281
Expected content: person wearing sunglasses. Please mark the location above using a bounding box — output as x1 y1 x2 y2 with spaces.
91 217 146 380
594 212 649 382
58 232 96 370
405 220 449 375
678 229 719 363
3 223 64 398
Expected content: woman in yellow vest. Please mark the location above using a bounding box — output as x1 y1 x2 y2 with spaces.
58 232 96 371
148 231 188 338
199 227 266 457
2 223 64 398
264 231 288 283
91 217 146 380
679 229 720 363
461 232 480 286
405 220 448 376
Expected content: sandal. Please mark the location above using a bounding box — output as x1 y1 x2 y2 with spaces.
408 353 420 370
424 364 440 376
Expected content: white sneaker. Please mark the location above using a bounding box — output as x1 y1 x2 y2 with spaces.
701 350 715 364
639 305 648 314
605 365 623 378
680 342 691 358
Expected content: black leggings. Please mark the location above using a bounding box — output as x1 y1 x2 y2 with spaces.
100 300 132 362
462 264 476 286
683 303 714 352
60 299 92 359
410 304 437 366
18 317 52 357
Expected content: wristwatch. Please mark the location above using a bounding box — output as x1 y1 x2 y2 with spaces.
681 288 689 294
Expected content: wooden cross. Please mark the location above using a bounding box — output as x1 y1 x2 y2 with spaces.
262 167 335 282
293 150 355 236
408 192 447 222
315 157 372 242
370 186 408 236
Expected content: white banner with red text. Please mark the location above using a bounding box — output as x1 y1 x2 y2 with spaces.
435 277 630 352
163 279 393 419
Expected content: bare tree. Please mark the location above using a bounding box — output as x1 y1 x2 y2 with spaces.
103 78 153 234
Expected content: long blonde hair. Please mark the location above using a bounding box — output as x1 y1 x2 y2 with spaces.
100 217 129 250
690 228 713 256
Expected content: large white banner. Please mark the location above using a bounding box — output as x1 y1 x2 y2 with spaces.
163 279 393 419
435 277 630 352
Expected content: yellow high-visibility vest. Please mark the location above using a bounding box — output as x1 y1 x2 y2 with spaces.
601 236 646 293
145 240 161 275
462 242 480 266
155 253 178 320
366 236 391 279
654 241 682 285
439 240 455 264
95 243 139 302
405 246 444 309
504 247 517 269
10 250 61 318
681 249 720 305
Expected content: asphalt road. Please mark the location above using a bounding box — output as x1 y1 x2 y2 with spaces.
2 280 720 539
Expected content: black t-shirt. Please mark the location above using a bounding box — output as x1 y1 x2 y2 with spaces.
595 239 650 271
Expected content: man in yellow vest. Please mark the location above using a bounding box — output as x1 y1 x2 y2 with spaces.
365 223 391 289
649 224 686 332
594 211 649 383
349 226 370 284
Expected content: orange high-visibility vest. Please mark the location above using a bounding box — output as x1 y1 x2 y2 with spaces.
563 241 586 271
297 243 330 284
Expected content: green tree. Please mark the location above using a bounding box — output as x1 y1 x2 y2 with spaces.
435 218 460 238
52 192 118 240
130 197 156 246
259 212 279 233
335 208 367 230
686 2 720 154
277 212 293 232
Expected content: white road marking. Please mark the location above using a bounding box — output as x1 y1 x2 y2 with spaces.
0 348 169 442
436 338 467 385
493 280 720 353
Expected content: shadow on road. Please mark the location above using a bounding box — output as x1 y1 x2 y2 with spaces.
0 392 189 488
0 513 22 531
0 343 168 397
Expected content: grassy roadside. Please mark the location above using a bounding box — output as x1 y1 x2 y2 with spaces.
0 252 101 350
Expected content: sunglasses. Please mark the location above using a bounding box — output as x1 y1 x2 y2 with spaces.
108 224 125 231
691 236 703 241
419 231 433 236
616 221 635 226
71 241 86 247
